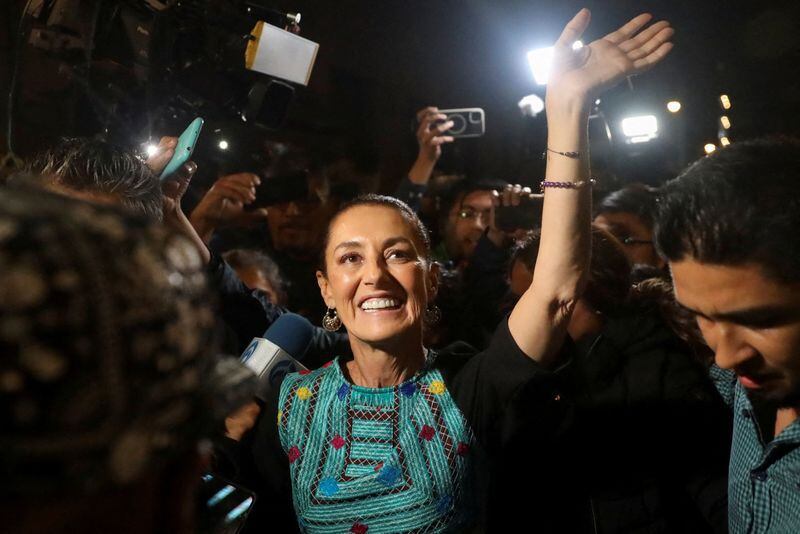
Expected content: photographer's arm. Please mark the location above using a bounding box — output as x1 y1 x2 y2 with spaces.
189 173 269 243
508 9 673 366
395 107 453 211
147 136 212 264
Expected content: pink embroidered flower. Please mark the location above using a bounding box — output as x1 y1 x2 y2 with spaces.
323 360 333 368
299 369 311 375
419 425 435 441
331 435 345 449
457 442 469 456
351 522 368 534
287 446 301 463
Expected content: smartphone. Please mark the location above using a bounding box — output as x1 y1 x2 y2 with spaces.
437 108 485 138
495 194 544 231
196 472 256 534
160 117 204 180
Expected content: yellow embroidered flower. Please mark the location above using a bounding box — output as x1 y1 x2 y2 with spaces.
297 387 312 400
277 410 283 425
429 380 446 395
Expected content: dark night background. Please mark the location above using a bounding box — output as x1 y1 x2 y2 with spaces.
1 0 799 195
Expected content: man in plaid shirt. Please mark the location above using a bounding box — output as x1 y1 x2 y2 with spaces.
656 138 800 533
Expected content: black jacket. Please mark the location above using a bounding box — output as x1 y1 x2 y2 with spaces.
491 308 731 533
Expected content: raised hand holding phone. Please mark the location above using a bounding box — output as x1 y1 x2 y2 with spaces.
158 117 204 180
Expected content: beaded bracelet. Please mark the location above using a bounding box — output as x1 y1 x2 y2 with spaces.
540 178 595 193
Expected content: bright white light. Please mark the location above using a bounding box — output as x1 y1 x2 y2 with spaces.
145 144 159 157
621 115 658 138
518 94 545 117
720 116 731 129
526 41 583 85
218 140 229 150
527 47 553 85
667 100 681 113
704 143 717 154
629 135 653 144
720 136 731 146
720 94 731 110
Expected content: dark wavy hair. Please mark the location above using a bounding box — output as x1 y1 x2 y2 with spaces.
655 137 800 283
15 137 163 220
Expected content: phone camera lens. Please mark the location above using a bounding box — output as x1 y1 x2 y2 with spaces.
448 114 466 134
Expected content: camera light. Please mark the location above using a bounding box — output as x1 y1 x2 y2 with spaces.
518 94 545 117
526 41 583 85
720 94 731 110
145 144 159 157
720 116 731 130
666 100 681 113
704 143 717 154
218 140 229 150
720 136 731 146
621 115 658 138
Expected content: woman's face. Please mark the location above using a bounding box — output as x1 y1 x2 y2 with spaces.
317 205 436 346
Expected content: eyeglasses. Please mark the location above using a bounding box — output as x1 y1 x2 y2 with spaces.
456 206 492 222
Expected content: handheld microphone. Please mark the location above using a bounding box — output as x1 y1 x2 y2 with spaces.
240 313 314 401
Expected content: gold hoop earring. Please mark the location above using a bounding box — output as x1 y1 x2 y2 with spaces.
322 307 342 332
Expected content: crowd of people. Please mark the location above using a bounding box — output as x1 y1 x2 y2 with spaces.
2 8 800 534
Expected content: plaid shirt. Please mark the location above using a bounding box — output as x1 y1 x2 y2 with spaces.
711 366 800 533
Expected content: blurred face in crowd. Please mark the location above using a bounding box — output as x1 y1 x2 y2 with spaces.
318 204 436 347
671 258 800 406
267 176 334 260
594 211 664 269
443 190 494 263
234 265 286 306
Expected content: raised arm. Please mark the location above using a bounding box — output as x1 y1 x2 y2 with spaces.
508 9 673 365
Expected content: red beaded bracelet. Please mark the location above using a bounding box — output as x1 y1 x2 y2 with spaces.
539 179 595 193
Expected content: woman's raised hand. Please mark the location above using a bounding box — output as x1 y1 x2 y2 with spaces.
548 9 674 102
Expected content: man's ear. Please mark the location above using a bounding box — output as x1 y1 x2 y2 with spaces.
316 271 336 309
426 261 441 302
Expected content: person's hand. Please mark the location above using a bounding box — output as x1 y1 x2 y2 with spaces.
416 107 454 163
224 401 262 442
189 173 269 243
547 9 674 106
144 135 196 218
408 107 454 185
488 184 538 247
145 136 178 177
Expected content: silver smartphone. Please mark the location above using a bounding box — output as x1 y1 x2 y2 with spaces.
437 108 485 138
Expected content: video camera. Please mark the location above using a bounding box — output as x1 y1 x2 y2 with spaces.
21 0 317 143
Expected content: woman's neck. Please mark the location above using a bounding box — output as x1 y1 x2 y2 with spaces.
345 336 426 388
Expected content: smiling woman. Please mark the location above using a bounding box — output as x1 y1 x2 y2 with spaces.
225 8 675 533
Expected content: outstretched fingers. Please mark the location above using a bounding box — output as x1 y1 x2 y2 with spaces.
555 8 591 49
631 41 674 73
627 26 675 61
603 13 653 44
619 20 670 53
